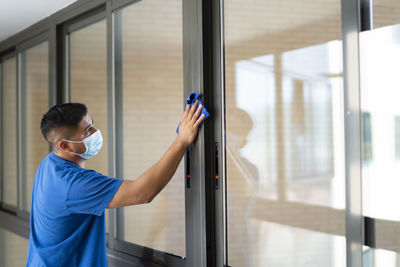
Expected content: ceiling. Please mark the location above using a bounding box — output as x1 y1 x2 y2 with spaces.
0 0 78 42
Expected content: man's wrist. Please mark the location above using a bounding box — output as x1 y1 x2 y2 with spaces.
175 136 189 149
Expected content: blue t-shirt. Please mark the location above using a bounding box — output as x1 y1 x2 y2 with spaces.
26 152 123 267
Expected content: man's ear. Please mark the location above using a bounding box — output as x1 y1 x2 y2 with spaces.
58 140 71 152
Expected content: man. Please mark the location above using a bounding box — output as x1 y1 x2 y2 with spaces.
26 101 205 266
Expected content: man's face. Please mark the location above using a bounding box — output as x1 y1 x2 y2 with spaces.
60 114 97 155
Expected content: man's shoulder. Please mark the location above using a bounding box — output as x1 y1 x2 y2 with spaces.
37 152 81 183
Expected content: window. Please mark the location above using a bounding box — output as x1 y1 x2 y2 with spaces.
22 41 50 212
68 18 109 230
225 0 345 265
1 56 18 208
118 0 185 256
69 19 108 175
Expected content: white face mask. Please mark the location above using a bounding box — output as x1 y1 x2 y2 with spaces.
64 130 103 159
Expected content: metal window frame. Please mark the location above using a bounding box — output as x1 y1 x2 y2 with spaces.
109 3 125 244
203 0 226 265
0 61 2 207
16 50 26 216
106 0 119 252
181 0 211 266
59 0 191 265
213 0 366 267
105 0 204 266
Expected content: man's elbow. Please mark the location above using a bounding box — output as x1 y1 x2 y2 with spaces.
143 193 155 204
140 186 160 204
136 191 154 204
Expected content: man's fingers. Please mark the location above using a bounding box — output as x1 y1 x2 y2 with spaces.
188 100 199 117
194 114 206 128
183 104 190 119
191 104 203 122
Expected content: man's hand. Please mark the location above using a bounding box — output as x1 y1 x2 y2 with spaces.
177 100 206 147
107 100 206 208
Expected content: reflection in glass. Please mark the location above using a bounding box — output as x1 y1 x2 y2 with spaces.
395 116 400 159
120 0 185 256
69 19 110 230
225 0 345 266
362 112 373 162
70 19 108 175
2 57 18 207
24 42 49 212
373 0 400 29
360 21 400 266
360 24 400 221
363 246 400 267
0 227 29 266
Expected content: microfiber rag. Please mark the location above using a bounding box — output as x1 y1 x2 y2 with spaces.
176 92 210 134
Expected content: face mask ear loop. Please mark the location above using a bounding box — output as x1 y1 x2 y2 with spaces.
63 139 88 156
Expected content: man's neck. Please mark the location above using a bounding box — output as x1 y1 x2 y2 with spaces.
53 151 86 168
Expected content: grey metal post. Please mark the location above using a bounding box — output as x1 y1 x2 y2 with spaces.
19 51 27 212
16 52 26 212
49 21 58 108
0 62 2 205
183 0 208 266
112 7 125 241
64 33 70 103
106 0 124 247
342 0 364 265
209 0 227 265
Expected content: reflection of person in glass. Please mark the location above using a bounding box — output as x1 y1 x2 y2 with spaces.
26 102 205 266
226 107 259 266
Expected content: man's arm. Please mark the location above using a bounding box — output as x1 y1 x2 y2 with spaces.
107 100 205 208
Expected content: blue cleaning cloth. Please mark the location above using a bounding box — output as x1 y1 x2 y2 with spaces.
176 92 210 134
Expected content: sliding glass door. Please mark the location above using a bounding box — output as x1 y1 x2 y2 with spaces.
223 0 350 266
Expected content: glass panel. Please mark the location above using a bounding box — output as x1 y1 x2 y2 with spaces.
360 2 400 264
69 19 110 230
2 57 18 207
0 227 29 266
120 0 185 256
224 0 346 266
24 41 49 212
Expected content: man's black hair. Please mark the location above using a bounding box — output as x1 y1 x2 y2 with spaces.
40 103 87 145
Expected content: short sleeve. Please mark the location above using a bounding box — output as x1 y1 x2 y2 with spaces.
65 169 123 216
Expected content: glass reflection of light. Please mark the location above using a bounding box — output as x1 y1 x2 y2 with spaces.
361 25 400 221
234 41 345 209
229 41 346 267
